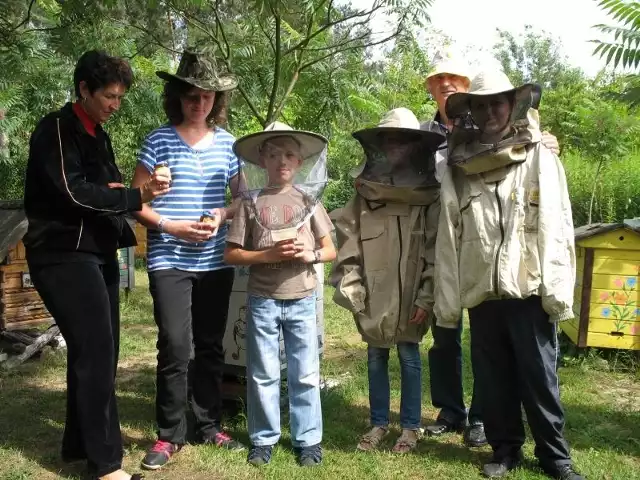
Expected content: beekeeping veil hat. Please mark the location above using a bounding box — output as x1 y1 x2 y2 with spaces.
232 121 329 241
445 69 543 175
350 108 445 205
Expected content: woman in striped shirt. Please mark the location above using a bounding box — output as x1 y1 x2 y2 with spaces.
131 51 245 470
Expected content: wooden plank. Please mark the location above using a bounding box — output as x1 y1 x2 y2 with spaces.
6 243 25 264
0 263 30 274
578 248 594 347
583 331 640 350
588 274 640 290
1 330 36 345
586 318 640 335
560 321 579 345
579 287 640 305
1 273 24 290
4 316 53 330
577 228 640 250
584 303 639 321
595 248 640 261
2 325 60 370
592 256 640 276
2 305 49 319
1 290 44 305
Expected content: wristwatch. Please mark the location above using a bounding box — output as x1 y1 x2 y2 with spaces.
313 250 321 264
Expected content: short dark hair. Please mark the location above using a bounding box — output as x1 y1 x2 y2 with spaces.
73 50 133 98
163 78 229 128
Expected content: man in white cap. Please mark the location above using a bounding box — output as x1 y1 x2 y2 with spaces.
421 52 561 449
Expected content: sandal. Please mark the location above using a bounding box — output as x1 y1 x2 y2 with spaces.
356 426 388 451
391 428 421 454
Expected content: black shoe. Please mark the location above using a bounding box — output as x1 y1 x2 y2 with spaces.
542 464 585 480
425 419 465 437
247 445 273 466
464 424 488 447
482 451 523 478
201 430 246 451
141 440 181 470
295 443 322 467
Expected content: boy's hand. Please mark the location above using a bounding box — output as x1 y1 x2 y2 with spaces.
263 239 299 263
409 306 431 324
293 241 316 263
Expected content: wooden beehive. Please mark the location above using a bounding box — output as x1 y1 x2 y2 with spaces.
0 201 53 331
563 220 640 350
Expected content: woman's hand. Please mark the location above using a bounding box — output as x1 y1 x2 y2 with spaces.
164 220 215 243
140 171 171 203
205 208 227 236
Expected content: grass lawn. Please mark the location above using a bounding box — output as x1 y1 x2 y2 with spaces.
1 269 640 479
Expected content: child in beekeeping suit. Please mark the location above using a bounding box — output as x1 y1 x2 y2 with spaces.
434 70 584 480
331 108 445 454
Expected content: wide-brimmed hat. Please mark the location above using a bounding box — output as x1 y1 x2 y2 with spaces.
445 70 541 121
233 121 328 166
350 108 445 178
156 50 238 92
424 51 472 90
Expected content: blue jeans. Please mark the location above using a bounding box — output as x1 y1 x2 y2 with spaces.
368 342 421 430
428 321 482 426
247 294 321 447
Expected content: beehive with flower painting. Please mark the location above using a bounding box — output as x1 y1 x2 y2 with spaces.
563 220 640 350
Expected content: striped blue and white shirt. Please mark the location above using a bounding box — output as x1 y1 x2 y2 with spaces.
138 125 240 272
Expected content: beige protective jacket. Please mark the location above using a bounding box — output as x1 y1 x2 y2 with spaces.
330 180 439 347
434 143 576 328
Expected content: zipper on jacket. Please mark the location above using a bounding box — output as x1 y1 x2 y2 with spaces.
396 216 403 320
493 183 505 296
76 219 84 250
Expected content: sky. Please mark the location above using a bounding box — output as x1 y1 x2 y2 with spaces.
347 0 616 77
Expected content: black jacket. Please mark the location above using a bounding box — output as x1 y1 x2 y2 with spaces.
23 103 142 262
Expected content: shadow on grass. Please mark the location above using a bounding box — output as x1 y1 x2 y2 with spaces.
562 402 640 457
0 365 155 478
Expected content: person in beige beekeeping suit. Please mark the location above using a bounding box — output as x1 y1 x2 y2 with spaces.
421 51 561 450
434 69 583 480
330 108 445 454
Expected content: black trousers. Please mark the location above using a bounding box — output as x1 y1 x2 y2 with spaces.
469 296 572 469
29 258 123 477
149 267 234 444
429 321 482 425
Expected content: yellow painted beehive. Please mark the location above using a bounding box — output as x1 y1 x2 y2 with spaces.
563 220 640 350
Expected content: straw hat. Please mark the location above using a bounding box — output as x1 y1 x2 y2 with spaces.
445 70 541 121
156 50 238 92
350 108 445 178
233 121 328 166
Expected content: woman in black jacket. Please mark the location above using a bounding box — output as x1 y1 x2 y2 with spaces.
23 50 170 480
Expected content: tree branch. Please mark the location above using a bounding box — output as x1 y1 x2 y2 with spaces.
237 84 267 126
266 5 282 122
11 0 37 32
284 1 384 56
271 70 299 122
116 19 182 55
299 26 401 72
